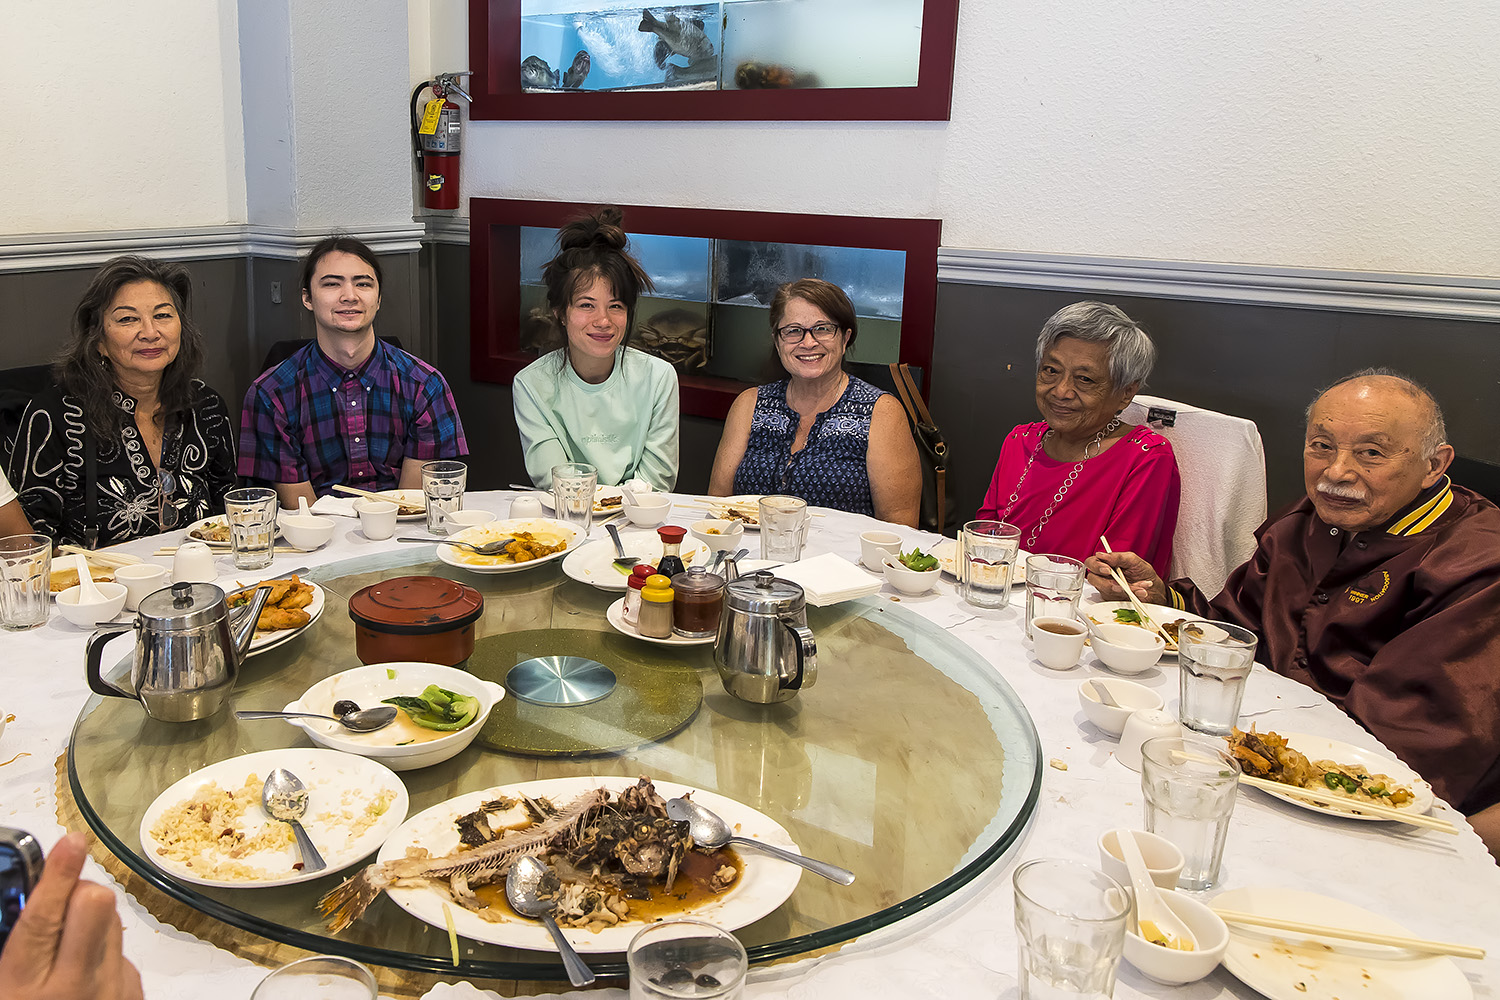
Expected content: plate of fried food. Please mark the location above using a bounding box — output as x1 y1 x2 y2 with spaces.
434 518 582 575
49 562 115 595
374 489 429 521
932 540 1030 583
227 575 325 654
538 485 625 516
1226 727 1435 820
185 515 287 548
316 776 803 953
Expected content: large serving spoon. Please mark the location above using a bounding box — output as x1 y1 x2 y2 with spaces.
395 535 517 556
505 856 595 987
1118 829 1196 951
236 706 398 732
261 769 326 874
665 797 855 885
604 523 639 570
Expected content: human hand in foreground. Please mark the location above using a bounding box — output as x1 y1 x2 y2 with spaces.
1084 551 1168 606
0 832 142 1000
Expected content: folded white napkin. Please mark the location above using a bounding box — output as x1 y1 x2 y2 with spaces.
774 552 883 606
309 495 359 517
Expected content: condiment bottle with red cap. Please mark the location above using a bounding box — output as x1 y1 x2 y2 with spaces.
655 525 688 579
623 563 656 627
637 574 675 638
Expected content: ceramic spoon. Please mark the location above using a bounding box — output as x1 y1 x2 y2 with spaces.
666 797 855 885
71 554 107 603
1119 830 1197 951
506 856 595 986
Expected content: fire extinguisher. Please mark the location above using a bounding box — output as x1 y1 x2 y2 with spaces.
411 72 471 211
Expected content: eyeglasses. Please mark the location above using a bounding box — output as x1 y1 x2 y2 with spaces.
158 471 180 530
774 322 844 345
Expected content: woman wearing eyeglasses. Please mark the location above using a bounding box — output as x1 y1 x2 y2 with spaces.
709 279 921 525
7 256 237 547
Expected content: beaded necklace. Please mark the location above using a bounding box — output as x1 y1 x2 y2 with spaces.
998 418 1122 550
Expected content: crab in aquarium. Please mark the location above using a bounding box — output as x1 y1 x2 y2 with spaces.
633 307 711 371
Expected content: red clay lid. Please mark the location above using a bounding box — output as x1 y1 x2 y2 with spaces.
348 575 484 636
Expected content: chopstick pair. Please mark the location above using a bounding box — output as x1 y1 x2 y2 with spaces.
1210 907 1485 959
154 545 310 556
1097 535 1176 649
57 544 142 570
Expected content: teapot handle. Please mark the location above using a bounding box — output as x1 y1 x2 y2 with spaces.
780 621 817 691
85 624 138 701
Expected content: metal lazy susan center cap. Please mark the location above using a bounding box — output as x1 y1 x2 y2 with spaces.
506 655 617 706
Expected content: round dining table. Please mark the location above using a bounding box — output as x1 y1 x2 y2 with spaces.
4 490 1498 1000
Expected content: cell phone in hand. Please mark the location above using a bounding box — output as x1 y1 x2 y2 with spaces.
0 827 43 953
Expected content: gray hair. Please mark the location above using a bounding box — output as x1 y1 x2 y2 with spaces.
1033 301 1156 391
1307 367 1449 460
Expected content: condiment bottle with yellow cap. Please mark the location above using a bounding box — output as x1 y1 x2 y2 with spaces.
637 573 675 639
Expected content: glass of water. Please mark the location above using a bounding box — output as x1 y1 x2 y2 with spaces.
1012 858 1128 1000
0 533 52 630
1177 620 1258 736
758 495 808 563
422 460 468 534
250 955 377 1000
628 920 747 1000
1140 736 1241 891
959 520 1020 609
1024 553 1086 640
551 462 597 534
223 488 278 571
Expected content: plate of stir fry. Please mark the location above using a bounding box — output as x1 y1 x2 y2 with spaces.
1227 728 1435 820
434 518 581 575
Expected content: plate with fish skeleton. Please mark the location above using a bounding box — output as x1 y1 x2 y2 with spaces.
368 775 805 953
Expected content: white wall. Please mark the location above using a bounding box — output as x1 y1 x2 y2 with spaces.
443 0 1500 277
0 1 247 234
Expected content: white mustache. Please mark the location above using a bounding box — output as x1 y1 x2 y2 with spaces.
1316 482 1367 501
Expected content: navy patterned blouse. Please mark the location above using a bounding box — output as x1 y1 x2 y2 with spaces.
731 376 886 515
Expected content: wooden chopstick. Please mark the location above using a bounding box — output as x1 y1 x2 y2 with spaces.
1210 908 1485 959
332 483 393 502
154 545 309 556
57 544 142 569
1098 535 1176 649
1238 773 1457 833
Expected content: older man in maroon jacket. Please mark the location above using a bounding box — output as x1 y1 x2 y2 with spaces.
1087 369 1500 855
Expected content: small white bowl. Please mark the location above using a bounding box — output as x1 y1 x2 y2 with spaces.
280 661 503 771
1077 677 1164 736
882 555 940 596
278 512 335 550
1122 889 1229 985
56 582 128 628
443 509 496 530
623 494 672 527
1097 829 1185 891
1089 621 1166 674
689 518 745 553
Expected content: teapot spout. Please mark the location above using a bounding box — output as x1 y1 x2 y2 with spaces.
230 585 274 658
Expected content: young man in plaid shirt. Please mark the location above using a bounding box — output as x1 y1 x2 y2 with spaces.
238 236 468 507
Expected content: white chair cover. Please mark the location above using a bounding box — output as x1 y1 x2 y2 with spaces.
1123 394 1267 596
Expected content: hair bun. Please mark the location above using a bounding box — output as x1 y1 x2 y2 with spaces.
557 206 629 253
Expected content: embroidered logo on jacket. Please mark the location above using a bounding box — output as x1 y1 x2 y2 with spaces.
1346 571 1390 605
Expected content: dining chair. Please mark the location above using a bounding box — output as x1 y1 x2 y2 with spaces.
1122 394 1267 596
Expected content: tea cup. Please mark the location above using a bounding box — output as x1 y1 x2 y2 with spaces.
1032 615 1088 670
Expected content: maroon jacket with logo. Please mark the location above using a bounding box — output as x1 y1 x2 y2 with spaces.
1170 478 1500 814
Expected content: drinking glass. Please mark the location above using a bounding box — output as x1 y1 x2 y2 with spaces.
758 495 808 563
628 920 747 1000
222 488 278 571
422 460 468 534
1140 736 1241 891
250 955 377 1000
1177 620 1259 736
0 533 52 630
958 520 1020 609
1012 859 1128 1000
1025 553 1086 640
551 462 597 534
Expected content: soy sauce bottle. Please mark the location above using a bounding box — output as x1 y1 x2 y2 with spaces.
655 525 688 579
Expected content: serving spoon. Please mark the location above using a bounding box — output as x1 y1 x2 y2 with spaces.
665 797 855 885
261 769 326 874
395 535 517 556
505 856 595 986
236 706 398 732
604 523 639 569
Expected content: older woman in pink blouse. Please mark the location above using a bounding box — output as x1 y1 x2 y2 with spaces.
977 301 1180 577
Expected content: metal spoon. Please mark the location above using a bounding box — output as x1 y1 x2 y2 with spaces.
665 797 855 885
236 707 399 732
395 535 516 556
261 769 326 874
604 523 639 569
505 856 595 986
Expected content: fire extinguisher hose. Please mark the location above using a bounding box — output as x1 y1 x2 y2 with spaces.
409 80 435 170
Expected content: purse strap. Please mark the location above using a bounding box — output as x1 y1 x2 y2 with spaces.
83 426 99 550
888 363 949 529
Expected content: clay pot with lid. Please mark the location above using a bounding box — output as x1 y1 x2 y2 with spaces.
348 575 484 666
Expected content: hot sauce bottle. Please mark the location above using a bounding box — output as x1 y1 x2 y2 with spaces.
623 563 655 627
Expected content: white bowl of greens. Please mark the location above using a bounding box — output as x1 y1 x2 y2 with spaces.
882 548 941 595
279 662 503 770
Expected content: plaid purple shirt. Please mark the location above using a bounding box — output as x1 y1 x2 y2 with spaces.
237 339 468 494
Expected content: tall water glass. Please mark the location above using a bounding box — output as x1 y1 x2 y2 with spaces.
0 533 52 630
1013 859 1128 1000
250 955 377 1000
958 520 1020 609
1177 620 1259 736
1140 736 1241 891
758 495 808 563
628 920 747 1000
1025 554 1086 640
422 460 468 534
551 462 597 534
223 488 277 570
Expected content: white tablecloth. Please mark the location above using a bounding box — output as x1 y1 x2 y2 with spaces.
4 492 1497 999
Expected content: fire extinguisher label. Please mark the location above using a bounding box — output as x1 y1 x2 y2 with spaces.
418 99 444 135
426 174 445 192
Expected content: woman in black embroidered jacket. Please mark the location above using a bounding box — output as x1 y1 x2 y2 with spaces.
7 256 237 547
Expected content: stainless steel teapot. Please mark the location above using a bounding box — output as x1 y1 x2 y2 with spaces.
84 581 271 722
714 568 816 704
